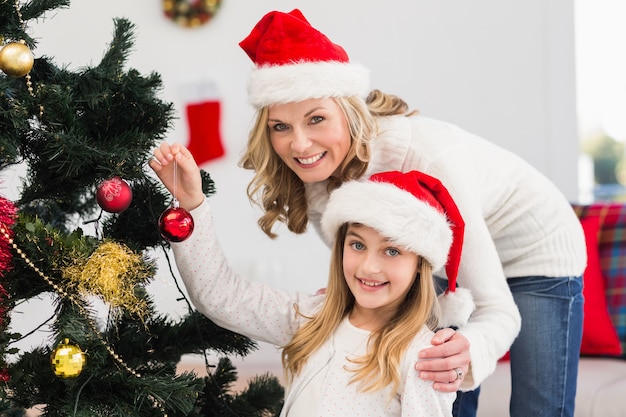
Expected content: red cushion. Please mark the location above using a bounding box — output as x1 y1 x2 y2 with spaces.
580 216 623 356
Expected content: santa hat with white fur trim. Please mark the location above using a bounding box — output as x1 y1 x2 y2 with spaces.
321 170 475 328
239 9 370 108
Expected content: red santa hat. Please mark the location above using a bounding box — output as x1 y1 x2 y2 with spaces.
239 9 370 108
321 170 475 328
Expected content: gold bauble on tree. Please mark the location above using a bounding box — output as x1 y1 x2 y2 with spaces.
0 41 34 77
50 339 86 378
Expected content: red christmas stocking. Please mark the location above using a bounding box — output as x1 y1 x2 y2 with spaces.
185 99 225 166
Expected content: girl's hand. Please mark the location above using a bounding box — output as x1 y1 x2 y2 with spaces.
416 328 471 392
149 142 205 211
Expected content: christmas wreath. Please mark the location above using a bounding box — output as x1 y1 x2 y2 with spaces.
162 0 222 28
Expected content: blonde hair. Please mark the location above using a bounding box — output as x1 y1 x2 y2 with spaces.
239 90 418 238
281 223 439 394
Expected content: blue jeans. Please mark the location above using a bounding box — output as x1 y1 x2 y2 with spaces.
452 276 584 417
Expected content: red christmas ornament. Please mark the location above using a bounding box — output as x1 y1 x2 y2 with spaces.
96 176 133 213
158 205 194 242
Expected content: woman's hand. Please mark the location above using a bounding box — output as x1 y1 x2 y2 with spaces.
416 328 471 392
149 142 205 211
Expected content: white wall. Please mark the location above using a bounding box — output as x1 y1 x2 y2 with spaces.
7 0 578 355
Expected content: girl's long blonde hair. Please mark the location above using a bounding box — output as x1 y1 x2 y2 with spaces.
239 90 418 238
281 223 439 394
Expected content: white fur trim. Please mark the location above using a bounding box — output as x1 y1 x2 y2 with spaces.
437 288 475 328
321 180 452 271
247 61 370 108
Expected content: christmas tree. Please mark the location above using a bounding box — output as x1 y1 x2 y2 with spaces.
0 1 283 416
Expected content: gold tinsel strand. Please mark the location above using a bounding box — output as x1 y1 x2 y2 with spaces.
64 241 149 320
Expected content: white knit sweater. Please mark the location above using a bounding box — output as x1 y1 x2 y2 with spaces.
305 115 587 387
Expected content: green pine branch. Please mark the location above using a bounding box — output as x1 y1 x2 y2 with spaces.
0 4 283 415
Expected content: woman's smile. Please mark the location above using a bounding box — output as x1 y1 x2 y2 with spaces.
295 151 327 166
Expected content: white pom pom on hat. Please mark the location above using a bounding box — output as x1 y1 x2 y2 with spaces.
321 170 475 328
239 9 370 108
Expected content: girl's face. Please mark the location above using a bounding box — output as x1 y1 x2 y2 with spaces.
342 224 419 330
267 98 351 184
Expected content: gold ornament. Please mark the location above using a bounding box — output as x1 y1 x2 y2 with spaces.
0 41 34 78
50 339 86 378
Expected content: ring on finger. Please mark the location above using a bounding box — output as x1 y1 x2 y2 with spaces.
453 367 463 382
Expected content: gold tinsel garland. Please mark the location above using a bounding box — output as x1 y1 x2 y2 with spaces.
63 241 150 320
162 0 221 28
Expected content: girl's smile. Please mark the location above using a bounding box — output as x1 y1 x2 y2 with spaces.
357 277 388 289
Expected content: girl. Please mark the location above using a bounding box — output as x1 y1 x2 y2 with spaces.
157 160 473 416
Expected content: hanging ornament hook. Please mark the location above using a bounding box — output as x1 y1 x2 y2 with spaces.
172 158 180 208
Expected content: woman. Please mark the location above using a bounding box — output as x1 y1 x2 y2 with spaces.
152 8 585 416
233 9 586 417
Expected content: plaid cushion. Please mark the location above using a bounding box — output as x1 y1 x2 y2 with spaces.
573 203 626 357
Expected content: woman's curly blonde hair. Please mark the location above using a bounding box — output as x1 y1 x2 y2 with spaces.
239 89 417 238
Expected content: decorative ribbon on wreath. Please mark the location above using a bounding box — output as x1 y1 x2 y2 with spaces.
162 0 222 28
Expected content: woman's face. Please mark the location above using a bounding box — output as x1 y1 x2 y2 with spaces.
267 98 351 184
342 224 419 329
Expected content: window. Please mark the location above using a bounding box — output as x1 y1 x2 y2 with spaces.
576 0 626 202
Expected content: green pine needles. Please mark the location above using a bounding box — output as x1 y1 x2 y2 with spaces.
0 1 283 416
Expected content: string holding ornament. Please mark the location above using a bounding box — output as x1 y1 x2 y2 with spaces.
158 159 194 242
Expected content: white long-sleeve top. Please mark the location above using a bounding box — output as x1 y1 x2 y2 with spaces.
171 201 455 417
305 115 587 388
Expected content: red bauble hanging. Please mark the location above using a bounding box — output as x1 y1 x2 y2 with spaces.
158 204 194 242
96 176 133 213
